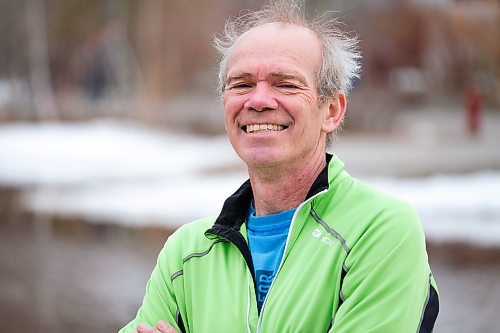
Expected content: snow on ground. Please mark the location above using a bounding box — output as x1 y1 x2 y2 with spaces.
1 121 499 245
0 121 241 186
23 174 247 228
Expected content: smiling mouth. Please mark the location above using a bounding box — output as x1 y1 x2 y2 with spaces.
242 124 288 133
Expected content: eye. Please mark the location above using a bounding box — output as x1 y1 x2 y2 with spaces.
228 83 253 90
276 83 299 89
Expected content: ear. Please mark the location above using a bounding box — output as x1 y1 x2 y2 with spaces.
321 91 347 133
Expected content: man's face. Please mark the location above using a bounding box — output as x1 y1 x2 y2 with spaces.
223 23 334 169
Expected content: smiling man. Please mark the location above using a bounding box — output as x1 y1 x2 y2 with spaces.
120 1 439 332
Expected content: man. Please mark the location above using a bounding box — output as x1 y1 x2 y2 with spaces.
120 1 439 332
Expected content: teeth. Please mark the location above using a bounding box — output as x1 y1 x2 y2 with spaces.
245 124 286 133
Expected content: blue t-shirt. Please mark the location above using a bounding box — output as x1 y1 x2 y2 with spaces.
247 203 295 312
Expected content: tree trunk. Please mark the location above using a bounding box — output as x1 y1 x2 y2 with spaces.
25 0 58 121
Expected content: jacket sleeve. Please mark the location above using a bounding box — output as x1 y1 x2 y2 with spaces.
330 204 439 333
119 235 183 333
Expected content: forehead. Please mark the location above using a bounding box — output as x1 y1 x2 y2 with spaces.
227 23 323 80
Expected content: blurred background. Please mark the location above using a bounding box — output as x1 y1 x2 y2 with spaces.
0 0 499 332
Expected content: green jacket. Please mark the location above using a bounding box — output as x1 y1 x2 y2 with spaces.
120 155 439 332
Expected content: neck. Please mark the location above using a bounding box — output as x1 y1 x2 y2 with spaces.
249 151 327 216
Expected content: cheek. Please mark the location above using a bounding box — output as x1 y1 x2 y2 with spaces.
223 95 245 123
281 97 316 121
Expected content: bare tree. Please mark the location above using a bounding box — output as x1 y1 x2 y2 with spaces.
25 0 58 121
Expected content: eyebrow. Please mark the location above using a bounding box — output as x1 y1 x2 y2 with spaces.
226 72 308 87
226 73 253 86
269 73 308 86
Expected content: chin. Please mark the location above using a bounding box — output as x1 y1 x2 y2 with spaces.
238 148 287 168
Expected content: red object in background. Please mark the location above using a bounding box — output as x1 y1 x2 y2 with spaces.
466 87 482 136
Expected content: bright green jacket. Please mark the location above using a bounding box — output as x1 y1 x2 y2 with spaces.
120 155 439 333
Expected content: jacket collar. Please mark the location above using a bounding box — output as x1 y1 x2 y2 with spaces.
209 154 333 231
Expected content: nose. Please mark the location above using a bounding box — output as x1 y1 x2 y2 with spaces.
244 82 278 112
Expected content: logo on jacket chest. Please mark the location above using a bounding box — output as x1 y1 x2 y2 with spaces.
312 228 333 247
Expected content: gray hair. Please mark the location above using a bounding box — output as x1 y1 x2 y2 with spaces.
213 0 361 101
213 0 361 146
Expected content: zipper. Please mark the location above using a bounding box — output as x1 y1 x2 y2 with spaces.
246 272 253 333
206 229 258 332
256 189 328 332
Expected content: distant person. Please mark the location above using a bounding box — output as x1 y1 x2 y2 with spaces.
466 86 482 136
120 1 439 332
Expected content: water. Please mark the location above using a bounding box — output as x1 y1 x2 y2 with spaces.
0 217 170 332
1 218 499 333
429 243 500 333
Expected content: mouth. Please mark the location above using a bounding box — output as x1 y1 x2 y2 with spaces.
241 123 288 134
